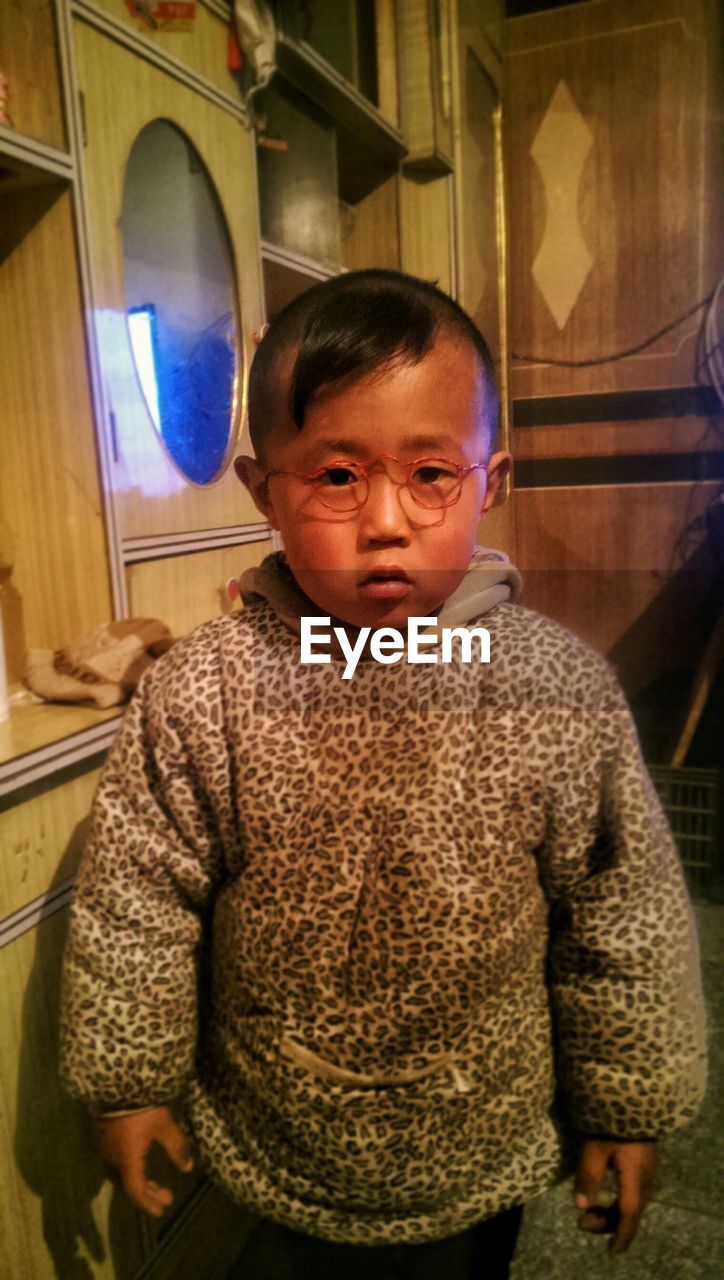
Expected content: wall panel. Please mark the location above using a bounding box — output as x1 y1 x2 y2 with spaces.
512 481 720 756
0 910 138 1280
502 0 722 759
506 0 719 399
126 538 273 639
341 174 401 272
0 768 99 917
512 417 718 461
399 172 453 296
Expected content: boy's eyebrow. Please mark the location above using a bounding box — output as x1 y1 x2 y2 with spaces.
300 438 366 464
299 434 465 464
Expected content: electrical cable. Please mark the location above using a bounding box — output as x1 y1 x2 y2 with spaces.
512 291 714 368
511 271 724 575
661 272 724 574
704 275 724 408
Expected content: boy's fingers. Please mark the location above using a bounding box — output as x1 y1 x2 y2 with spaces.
609 1205 642 1256
609 1175 646 1256
143 1180 174 1217
578 1205 618 1236
574 1142 609 1208
92 1108 189 1217
122 1169 174 1218
159 1120 195 1173
577 1198 640 1251
608 1145 657 1255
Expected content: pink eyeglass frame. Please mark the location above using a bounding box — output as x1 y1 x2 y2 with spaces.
265 452 488 511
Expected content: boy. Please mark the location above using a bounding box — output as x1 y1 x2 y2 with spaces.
61 270 706 1279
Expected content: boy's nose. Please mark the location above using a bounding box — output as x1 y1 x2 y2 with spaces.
358 471 411 543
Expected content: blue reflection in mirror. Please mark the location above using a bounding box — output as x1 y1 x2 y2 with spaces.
127 305 162 430
121 121 239 485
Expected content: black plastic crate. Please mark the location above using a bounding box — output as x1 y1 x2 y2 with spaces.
649 766 722 897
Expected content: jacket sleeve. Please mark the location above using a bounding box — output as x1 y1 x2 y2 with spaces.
60 631 236 1110
536 660 707 1141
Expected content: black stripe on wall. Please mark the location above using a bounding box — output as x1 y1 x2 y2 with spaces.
515 452 724 489
513 386 722 427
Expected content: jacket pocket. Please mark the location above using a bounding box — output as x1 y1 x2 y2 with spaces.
279 1034 457 1090
270 1034 478 1210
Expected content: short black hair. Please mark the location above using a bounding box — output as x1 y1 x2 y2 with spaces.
247 269 498 462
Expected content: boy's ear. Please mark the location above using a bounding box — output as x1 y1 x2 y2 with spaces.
234 455 279 528
480 451 512 515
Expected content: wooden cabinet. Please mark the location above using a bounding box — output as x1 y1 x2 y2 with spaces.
0 0 273 763
1 4 265 1277
258 0 406 316
398 0 454 174
0 1 113 771
73 15 266 550
257 78 342 270
0 0 67 150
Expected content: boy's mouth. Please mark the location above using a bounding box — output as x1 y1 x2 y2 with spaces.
358 567 413 600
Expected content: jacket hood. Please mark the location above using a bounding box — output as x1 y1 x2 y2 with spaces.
238 546 522 634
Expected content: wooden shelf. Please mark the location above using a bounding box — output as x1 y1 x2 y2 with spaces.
257 78 342 270
0 147 69 262
273 0 381 109
0 698 120 797
274 32 406 204
261 238 339 317
0 126 74 177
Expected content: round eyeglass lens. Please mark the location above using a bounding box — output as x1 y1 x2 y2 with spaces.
408 460 461 508
315 465 368 510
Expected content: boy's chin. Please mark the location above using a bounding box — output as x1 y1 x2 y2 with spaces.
293 570 463 631
322 598 447 632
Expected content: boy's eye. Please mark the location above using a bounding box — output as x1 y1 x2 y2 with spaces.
316 465 361 488
412 462 458 486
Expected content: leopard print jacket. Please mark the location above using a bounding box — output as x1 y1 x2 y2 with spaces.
60 565 706 1245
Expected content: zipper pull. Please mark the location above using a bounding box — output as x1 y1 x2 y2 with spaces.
451 1066 472 1094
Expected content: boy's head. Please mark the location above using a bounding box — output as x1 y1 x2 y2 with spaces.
236 269 510 629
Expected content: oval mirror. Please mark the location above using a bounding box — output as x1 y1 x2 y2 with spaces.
120 119 240 485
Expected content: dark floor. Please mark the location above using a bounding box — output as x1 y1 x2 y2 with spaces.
510 902 724 1280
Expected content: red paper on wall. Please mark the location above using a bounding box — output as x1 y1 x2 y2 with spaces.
126 1 197 33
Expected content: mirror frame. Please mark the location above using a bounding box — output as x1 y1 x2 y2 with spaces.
120 117 244 489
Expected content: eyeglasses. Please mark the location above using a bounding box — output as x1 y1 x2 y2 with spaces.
265 453 487 513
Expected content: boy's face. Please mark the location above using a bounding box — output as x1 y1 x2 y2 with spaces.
236 335 510 630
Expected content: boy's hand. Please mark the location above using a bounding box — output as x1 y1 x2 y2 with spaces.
93 1106 194 1217
574 1138 658 1255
